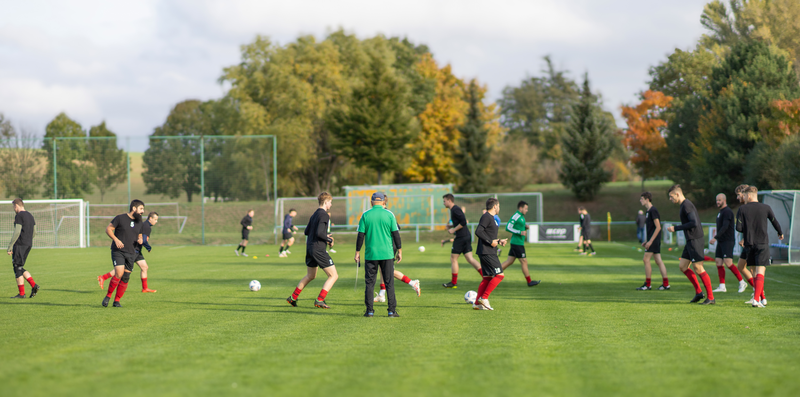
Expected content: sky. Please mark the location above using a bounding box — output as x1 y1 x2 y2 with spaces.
0 0 709 151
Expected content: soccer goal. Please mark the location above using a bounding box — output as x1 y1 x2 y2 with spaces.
0 199 86 248
759 190 800 264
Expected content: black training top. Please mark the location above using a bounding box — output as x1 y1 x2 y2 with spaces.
475 212 498 256
582 213 592 230
636 213 646 228
305 208 332 252
715 206 735 242
735 202 782 247
14 211 35 246
645 206 661 241
241 215 252 231
134 220 152 250
673 199 703 241
283 214 294 233
451 205 469 238
110 214 143 254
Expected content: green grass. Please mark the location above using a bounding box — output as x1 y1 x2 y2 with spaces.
2 242 799 397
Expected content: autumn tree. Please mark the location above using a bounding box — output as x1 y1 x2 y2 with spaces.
621 90 673 190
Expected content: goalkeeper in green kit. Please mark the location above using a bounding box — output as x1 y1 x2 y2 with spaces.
501 201 540 287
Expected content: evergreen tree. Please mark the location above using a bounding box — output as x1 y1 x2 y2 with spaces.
328 39 417 185
559 75 615 201
87 121 126 202
42 113 94 198
456 80 491 193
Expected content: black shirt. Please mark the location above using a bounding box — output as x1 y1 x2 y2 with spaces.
14 211 35 246
636 213 646 228
736 202 782 247
305 209 332 252
475 212 498 256
110 214 143 254
241 215 252 231
450 205 469 239
645 206 661 241
674 199 703 241
134 220 152 251
582 213 592 230
715 206 734 242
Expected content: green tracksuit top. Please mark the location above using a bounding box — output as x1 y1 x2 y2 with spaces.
357 205 399 261
506 211 527 246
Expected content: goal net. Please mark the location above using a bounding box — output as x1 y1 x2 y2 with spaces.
0 199 85 248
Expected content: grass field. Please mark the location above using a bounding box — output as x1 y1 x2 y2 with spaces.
2 242 799 397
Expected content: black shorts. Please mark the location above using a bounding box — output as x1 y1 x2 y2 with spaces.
740 245 749 260
478 254 503 277
715 240 735 259
11 244 32 267
581 230 590 240
134 249 145 262
508 244 526 258
282 231 293 240
242 229 250 240
746 244 771 267
451 235 472 255
306 250 334 269
645 238 661 254
681 238 705 263
111 250 138 272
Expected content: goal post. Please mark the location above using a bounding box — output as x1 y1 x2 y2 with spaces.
0 199 85 248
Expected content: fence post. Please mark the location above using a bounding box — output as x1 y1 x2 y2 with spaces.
430 195 434 231
52 138 57 199
272 136 278 203
416 225 419 243
200 136 205 245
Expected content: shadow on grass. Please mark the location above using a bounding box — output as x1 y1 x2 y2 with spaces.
0 301 93 308
45 288 95 294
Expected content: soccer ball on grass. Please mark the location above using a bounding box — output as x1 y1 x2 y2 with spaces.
418 246 425 252
249 280 261 292
464 290 477 304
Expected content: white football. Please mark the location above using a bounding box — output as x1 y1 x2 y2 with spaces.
464 290 477 304
418 246 425 252
249 280 261 292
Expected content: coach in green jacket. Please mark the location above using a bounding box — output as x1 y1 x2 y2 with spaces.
355 192 402 318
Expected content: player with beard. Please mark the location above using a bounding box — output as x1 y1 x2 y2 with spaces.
501 201 539 287
473 198 508 311
737 186 783 308
636 192 669 291
442 194 481 288
102 200 145 308
709 194 745 293
666 185 715 304
734 184 756 292
7 199 40 299
286 192 337 309
98 211 159 293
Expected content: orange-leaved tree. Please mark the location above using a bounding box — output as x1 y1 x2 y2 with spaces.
621 90 673 189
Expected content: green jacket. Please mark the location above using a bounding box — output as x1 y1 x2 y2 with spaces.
357 205 399 261
506 211 526 246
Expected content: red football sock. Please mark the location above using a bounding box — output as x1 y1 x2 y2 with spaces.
699 272 714 300
663 277 669 286
754 274 765 303
114 281 129 302
683 269 702 294
716 266 726 284
106 276 120 298
482 274 505 299
645 278 651 288
728 265 743 282
142 278 148 290
291 287 302 300
317 289 328 301
18 284 25 295
525 276 532 283
380 283 386 291
26 277 35 287
401 276 411 284
747 277 755 287
476 277 491 299
101 272 113 281
451 273 458 285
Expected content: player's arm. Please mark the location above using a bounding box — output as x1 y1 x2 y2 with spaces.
716 213 731 241
6 224 22 254
767 208 784 239
505 216 523 236
391 218 402 263
143 234 152 251
475 217 497 247
354 217 365 263
735 210 744 233
672 211 697 231
107 222 124 249
317 218 332 246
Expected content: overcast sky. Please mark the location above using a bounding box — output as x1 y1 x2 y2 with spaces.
0 0 709 151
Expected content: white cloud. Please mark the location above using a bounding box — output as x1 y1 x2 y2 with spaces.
0 78 101 121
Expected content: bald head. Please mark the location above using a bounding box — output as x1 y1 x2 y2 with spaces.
715 193 727 209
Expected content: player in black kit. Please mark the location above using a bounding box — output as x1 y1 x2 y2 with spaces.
286 192 337 309
442 194 481 288
235 210 254 257
473 198 508 311
709 194 746 293
666 185 715 304
733 185 756 291
102 200 145 308
637 192 669 290
578 207 595 255
736 186 783 308
7 199 40 299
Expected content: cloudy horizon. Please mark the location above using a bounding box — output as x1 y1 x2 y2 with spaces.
1 0 709 151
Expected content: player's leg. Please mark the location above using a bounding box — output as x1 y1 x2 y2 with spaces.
98 269 114 289
445 253 460 288
393 269 420 296
723 257 745 292
374 271 387 302
691 259 715 303
112 255 137 307
463 252 481 272
639 252 653 290
585 239 595 255
364 260 379 315
713 257 727 292
381 260 398 315
738 258 754 288
679 258 703 302
316 264 338 306
240 239 248 257
501 255 516 271
654 254 669 289
137 260 156 293
477 257 503 310
519 257 537 286
575 235 584 252
11 265 28 298
752 265 766 307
